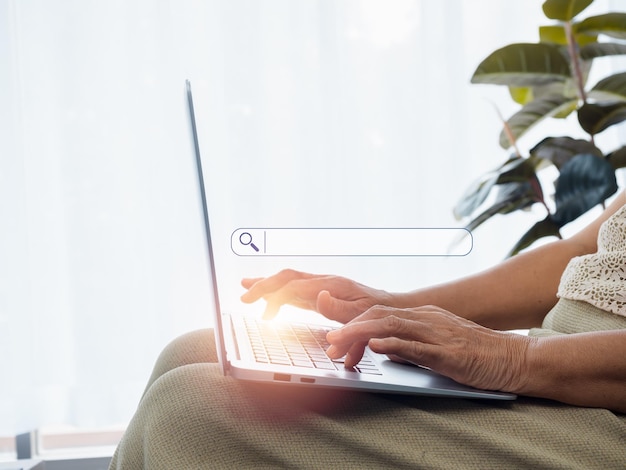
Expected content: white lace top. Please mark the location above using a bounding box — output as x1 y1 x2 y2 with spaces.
557 204 626 317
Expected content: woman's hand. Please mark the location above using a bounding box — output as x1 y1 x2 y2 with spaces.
241 269 393 324
326 305 533 393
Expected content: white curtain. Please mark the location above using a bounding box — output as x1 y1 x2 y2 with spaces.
0 0 621 434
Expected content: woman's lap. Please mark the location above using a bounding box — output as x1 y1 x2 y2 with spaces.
110 329 626 469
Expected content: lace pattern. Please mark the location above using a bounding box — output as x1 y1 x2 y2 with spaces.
558 204 626 317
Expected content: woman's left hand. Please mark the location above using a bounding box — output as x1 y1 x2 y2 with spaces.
326 305 533 393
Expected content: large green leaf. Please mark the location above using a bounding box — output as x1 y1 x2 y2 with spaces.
508 86 535 105
453 157 535 219
552 153 618 227
580 42 626 60
462 182 538 234
578 102 626 135
542 0 593 21
607 146 626 170
539 24 597 46
499 94 578 148
539 25 569 45
530 136 603 169
494 182 539 214
508 81 576 106
588 72 626 102
496 157 542 184
508 216 562 257
471 43 572 87
453 171 500 220
575 13 626 40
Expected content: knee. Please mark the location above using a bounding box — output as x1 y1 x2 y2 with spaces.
145 362 221 415
143 329 216 393
159 328 216 367
116 363 228 469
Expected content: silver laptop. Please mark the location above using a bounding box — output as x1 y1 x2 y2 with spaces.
186 80 516 400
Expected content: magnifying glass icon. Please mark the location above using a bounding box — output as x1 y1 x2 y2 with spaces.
239 232 260 252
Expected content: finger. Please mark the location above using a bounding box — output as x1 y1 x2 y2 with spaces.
316 290 361 324
345 304 405 325
241 277 264 289
385 354 414 365
327 314 431 365
325 340 367 365
240 269 313 303
258 281 327 320
330 311 415 346
261 281 327 318
316 290 333 315
325 316 389 356
262 300 282 320
369 337 438 369
344 341 369 368
256 290 303 320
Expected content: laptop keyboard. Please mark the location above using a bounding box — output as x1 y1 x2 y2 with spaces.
243 316 381 375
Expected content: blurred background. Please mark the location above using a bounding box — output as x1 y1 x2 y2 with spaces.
1 0 624 440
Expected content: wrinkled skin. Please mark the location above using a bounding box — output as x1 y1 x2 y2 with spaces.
241 269 392 323
326 304 532 393
242 269 532 394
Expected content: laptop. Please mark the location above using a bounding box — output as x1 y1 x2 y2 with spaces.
185 80 516 400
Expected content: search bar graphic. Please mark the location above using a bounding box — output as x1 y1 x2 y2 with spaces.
231 228 472 257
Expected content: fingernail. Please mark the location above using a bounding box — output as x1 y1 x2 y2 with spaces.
344 353 357 368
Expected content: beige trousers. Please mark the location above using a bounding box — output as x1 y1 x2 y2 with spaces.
110 315 626 469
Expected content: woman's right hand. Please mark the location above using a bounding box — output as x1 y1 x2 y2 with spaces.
240 269 393 324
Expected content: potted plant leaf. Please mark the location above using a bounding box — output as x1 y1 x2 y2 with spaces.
454 0 626 256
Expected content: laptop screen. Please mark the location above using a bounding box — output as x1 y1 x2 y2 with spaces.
186 79 229 375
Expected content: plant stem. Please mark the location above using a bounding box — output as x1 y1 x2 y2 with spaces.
491 102 522 157
530 177 550 214
564 21 587 104
565 21 595 144
564 21 595 146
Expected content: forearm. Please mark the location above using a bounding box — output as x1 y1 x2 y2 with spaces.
519 331 626 413
390 194 625 330
389 238 586 330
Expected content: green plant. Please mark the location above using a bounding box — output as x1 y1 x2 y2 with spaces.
454 0 626 256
